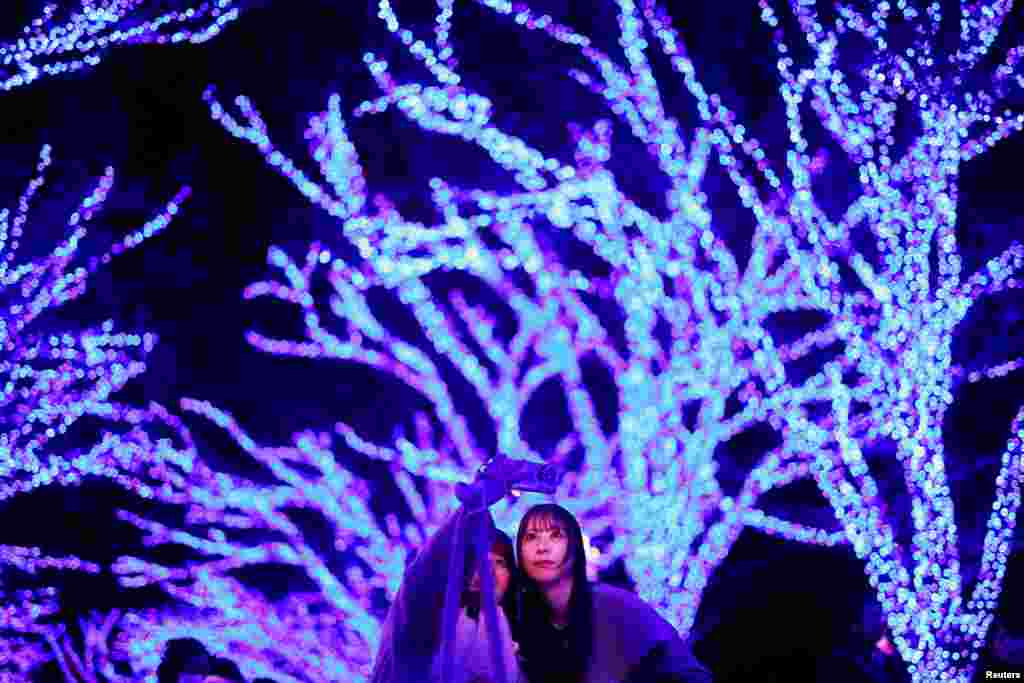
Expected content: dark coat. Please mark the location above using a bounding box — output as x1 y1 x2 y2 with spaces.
589 584 712 683
521 583 712 683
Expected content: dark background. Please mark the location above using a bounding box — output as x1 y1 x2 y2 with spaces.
2 1 1023 681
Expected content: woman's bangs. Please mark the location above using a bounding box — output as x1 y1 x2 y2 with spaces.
521 506 572 535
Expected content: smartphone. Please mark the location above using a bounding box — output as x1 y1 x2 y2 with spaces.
503 459 564 494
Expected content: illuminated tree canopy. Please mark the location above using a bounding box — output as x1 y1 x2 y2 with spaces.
1 1 1022 682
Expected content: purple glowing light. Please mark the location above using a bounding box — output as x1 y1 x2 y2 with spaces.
194 1 1022 679
0 0 243 91
0 145 191 678
1 1 1021 682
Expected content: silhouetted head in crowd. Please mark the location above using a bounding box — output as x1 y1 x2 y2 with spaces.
205 656 246 682
157 638 211 683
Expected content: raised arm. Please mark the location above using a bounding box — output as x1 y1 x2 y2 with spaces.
370 472 508 683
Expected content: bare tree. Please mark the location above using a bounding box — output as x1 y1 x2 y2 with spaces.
0 0 243 91
0 3 244 679
2 1 1021 682
194 1 1022 679
0 145 191 680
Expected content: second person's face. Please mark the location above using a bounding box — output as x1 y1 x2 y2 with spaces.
468 548 512 602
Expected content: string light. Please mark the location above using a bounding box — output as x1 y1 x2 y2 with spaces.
197 1 1023 680
4 1 1022 681
0 1 243 91
0 147 190 678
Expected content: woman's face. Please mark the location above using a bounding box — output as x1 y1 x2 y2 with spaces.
520 517 573 585
468 548 512 602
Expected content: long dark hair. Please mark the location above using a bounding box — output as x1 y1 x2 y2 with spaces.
461 528 519 627
515 503 593 679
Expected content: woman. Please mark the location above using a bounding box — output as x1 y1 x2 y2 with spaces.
515 504 713 683
370 475 524 683
433 529 521 683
